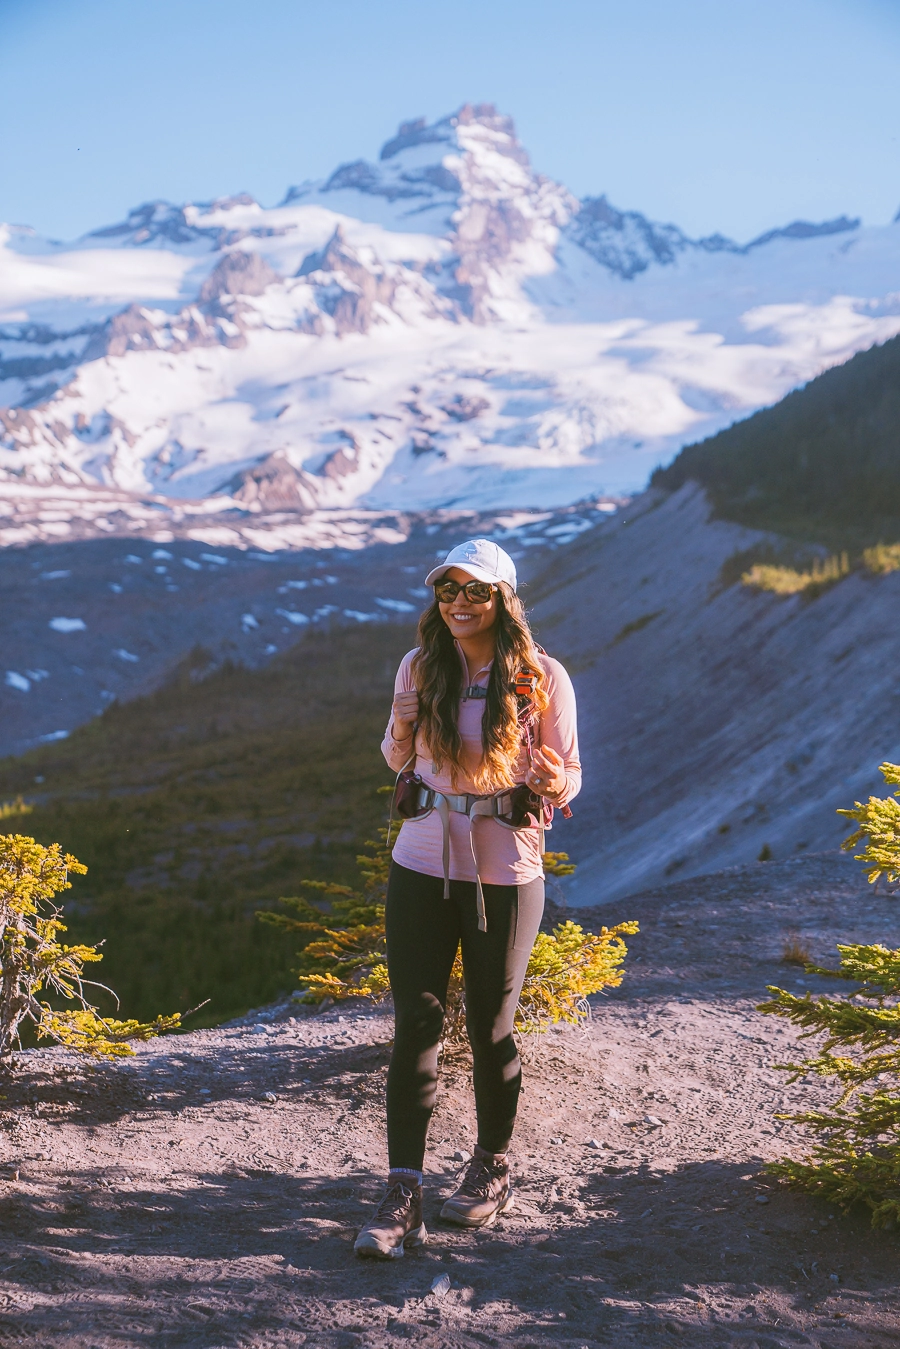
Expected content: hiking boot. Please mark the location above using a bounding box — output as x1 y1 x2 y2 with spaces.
354 1179 427 1260
440 1146 513 1228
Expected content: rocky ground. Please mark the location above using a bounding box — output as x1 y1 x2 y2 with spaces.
0 851 898 1348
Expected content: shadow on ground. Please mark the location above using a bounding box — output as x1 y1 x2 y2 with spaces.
0 1159 897 1347
0 1034 393 1130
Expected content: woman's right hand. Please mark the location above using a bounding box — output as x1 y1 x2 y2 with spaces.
391 689 420 741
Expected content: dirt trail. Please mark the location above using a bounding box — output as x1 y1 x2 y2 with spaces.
0 852 898 1347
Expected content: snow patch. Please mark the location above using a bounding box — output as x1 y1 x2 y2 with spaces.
375 597 416 612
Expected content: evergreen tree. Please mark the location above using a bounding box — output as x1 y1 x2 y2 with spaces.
758 762 900 1226
653 333 900 548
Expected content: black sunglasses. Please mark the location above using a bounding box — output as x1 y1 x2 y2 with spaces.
433 578 495 604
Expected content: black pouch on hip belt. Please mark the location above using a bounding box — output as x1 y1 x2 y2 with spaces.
393 770 434 821
494 782 546 829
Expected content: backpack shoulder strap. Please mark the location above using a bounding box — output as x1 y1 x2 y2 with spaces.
513 666 541 762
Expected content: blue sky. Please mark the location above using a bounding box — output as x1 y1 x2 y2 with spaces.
2 0 898 242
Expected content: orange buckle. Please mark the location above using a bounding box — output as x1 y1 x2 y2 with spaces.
514 671 537 698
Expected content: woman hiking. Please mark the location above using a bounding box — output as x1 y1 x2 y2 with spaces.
354 538 581 1260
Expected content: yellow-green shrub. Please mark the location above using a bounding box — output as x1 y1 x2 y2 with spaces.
0 833 180 1060
742 552 849 597
862 543 900 575
258 821 637 1041
513 917 637 1033
838 761 900 885
0 797 32 822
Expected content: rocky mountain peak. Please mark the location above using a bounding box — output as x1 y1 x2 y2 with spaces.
378 114 456 162
295 224 356 278
205 192 259 213
302 105 571 322
198 249 281 303
450 102 532 170
313 105 542 217
377 103 527 169
454 101 516 133
294 226 400 335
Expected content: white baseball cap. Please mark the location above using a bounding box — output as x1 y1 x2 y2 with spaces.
425 538 518 591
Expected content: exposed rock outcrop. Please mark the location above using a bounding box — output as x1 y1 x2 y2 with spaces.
568 195 696 278
323 160 428 202
86 200 220 248
226 452 317 512
453 102 532 167
76 251 281 366
379 115 456 162
745 215 860 250
208 193 258 211
81 301 247 363
442 394 490 421
0 349 84 383
0 320 100 390
82 305 164 360
436 106 573 321
318 444 358 480
296 227 396 335
199 250 281 303
568 199 860 280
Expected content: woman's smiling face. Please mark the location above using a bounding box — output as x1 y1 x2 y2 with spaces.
437 566 500 642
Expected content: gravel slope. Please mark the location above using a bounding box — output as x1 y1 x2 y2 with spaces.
0 852 898 1347
529 483 900 902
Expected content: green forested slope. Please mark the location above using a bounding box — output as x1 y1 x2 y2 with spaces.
0 627 414 1026
652 334 900 547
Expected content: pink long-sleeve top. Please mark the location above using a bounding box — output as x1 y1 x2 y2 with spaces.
381 645 581 886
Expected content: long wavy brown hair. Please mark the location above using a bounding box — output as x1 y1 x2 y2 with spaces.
411 583 549 791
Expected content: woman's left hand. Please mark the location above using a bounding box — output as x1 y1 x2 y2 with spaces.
527 745 567 802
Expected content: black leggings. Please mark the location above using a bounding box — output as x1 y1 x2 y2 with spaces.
385 861 545 1171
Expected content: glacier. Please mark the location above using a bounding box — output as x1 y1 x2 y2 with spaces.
1 101 899 549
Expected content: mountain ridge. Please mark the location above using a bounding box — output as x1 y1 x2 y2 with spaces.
1 102 899 537
652 331 900 546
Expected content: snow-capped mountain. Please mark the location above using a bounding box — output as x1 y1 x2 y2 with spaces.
2 101 900 547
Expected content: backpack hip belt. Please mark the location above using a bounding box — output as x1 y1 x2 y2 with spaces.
393 781 548 933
